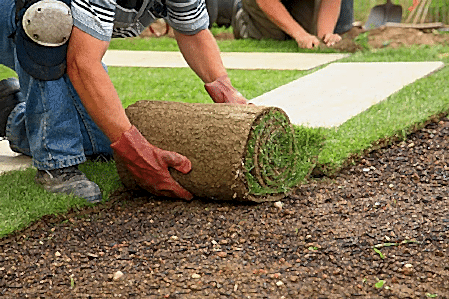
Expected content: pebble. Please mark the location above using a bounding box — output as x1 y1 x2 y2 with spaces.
276 281 284 286
274 201 283 210
191 273 201 279
113 271 124 281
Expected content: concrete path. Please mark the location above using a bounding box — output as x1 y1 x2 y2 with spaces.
0 140 32 174
250 61 445 127
0 56 444 175
103 50 350 70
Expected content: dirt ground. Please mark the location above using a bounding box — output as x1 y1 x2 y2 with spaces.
1 117 448 298
332 25 449 53
1 25 449 298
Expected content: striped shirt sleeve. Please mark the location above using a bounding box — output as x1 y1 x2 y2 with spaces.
164 0 209 35
71 0 116 41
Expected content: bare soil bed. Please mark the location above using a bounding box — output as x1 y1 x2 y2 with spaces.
1 117 448 298
332 26 449 52
1 25 448 298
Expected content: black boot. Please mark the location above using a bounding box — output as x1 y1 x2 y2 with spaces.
0 78 20 137
35 165 103 203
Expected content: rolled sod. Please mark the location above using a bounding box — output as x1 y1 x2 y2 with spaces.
114 100 299 202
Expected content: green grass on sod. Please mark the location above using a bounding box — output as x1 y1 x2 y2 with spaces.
1 40 449 238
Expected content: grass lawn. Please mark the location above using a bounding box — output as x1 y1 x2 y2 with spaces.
1 33 449 238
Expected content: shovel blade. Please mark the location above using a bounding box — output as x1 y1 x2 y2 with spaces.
364 2 403 30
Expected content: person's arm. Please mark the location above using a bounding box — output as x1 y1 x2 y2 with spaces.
173 29 226 84
66 26 131 143
316 0 342 46
67 26 193 200
256 0 319 49
174 29 248 104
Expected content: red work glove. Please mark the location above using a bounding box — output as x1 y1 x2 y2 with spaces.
111 126 193 200
205 75 249 104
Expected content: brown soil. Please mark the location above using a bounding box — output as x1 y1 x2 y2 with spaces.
332 26 449 53
1 115 448 297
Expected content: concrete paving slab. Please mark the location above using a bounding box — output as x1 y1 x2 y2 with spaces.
103 50 350 70
250 61 445 127
0 140 32 175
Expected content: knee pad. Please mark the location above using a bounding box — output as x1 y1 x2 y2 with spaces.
15 0 72 81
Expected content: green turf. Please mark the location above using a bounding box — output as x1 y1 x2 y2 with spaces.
0 65 17 80
108 36 339 53
1 37 449 238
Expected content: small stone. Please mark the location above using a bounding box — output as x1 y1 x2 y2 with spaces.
404 263 413 268
86 252 98 259
289 276 299 282
55 251 61 257
274 201 283 210
217 252 227 258
191 273 201 279
113 271 124 281
276 281 284 286
170 235 179 241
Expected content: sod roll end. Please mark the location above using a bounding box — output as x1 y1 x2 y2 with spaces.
114 101 300 202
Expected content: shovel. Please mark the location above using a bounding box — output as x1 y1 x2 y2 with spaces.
364 0 403 30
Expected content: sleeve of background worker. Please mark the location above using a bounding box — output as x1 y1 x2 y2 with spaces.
164 0 209 35
71 0 116 41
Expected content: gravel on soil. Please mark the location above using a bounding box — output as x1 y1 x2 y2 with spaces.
1 113 448 298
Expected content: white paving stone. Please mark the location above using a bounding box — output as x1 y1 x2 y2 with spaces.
250 61 444 127
0 140 32 174
103 50 349 70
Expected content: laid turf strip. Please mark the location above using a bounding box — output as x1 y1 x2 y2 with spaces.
115 101 299 202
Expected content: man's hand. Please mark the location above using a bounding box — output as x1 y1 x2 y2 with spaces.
111 126 193 200
205 75 249 104
322 33 341 47
293 33 321 49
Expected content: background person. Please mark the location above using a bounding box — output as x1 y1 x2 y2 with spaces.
232 0 354 49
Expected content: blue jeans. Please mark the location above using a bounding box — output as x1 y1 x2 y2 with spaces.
334 0 354 34
0 0 112 170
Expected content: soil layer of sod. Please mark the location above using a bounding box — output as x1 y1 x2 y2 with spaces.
115 101 298 202
1 116 447 298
